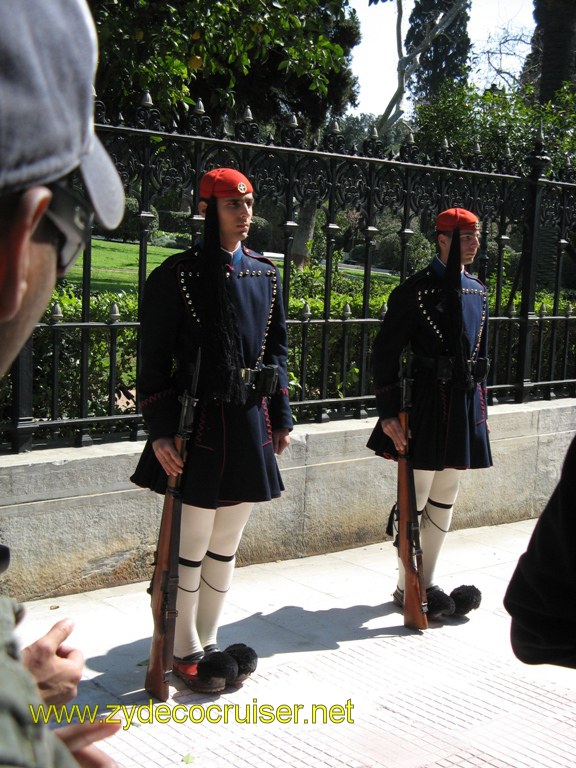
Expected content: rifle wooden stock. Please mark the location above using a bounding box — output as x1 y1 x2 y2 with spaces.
144 453 183 701
145 350 200 701
397 410 428 630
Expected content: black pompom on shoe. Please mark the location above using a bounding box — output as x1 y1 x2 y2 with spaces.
192 651 239 693
450 585 482 616
426 586 456 620
223 643 258 684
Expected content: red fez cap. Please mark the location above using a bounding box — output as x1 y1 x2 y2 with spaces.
436 207 479 232
199 167 253 199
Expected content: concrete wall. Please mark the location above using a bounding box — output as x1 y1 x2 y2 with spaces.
1 399 575 601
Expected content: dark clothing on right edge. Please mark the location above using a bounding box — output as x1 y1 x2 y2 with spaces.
367 257 492 470
504 436 576 668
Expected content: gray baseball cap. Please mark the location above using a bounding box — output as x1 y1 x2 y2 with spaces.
0 0 124 229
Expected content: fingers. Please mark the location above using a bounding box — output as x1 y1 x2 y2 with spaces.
55 722 121 767
56 720 122 750
152 437 184 477
380 417 407 453
65 744 120 768
273 429 290 455
22 618 83 673
22 619 84 705
56 644 84 667
35 618 75 653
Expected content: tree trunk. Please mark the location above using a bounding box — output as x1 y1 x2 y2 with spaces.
538 0 576 103
292 198 319 269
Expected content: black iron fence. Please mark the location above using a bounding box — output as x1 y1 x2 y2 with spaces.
2 100 576 453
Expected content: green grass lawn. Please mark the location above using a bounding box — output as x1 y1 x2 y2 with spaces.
62 237 396 294
63 238 181 293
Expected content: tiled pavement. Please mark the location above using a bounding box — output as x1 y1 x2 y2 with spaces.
15 519 576 768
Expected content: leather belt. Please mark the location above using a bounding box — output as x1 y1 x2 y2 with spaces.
413 355 489 382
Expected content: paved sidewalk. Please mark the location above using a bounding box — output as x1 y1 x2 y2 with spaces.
16 519 576 768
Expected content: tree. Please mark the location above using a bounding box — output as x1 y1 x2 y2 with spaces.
197 10 361 133
533 0 576 104
520 23 543 92
90 0 359 132
411 80 576 176
367 0 470 133
405 0 471 103
472 26 535 92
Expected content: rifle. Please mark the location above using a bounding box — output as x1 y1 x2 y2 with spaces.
145 349 201 700
396 352 428 630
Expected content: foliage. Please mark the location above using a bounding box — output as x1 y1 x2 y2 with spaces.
287 263 396 319
534 0 576 103
157 209 191 233
0 260 398 436
0 286 139 441
245 216 273 254
411 81 576 174
337 112 379 150
101 197 159 243
89 0 360 133
405 0 472 104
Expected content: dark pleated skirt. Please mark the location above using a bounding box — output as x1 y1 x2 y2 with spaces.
131 397 284 508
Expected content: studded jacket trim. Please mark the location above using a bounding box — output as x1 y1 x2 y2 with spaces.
175 249 278 371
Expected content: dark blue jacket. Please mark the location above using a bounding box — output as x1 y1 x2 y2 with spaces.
131 244 293 507
367 257 492 470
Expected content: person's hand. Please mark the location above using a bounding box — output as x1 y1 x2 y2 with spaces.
273 428 291 455
55 721 122 768
21 619 84 705
380 417 408 453
152 436 184 477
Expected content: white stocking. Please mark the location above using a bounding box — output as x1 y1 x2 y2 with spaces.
420 469 461 588
196 502 253 649
396 469 461 591
173 505 215 660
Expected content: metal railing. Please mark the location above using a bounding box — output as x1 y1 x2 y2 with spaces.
2 101 576 452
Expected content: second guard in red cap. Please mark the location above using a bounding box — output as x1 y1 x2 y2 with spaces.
367 207 492 621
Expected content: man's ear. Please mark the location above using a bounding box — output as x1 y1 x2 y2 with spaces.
197 200 207 217
0 187 52 321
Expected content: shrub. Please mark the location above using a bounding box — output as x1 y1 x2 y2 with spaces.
158 209 191 233
248 215 272 253
107 197 159 243
1 286 141 442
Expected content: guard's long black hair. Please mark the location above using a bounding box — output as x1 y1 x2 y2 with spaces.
444 229 474 391
198 198 246 404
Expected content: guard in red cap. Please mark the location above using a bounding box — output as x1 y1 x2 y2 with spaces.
199 167 254 199
131 167 293 691
367 207 491 621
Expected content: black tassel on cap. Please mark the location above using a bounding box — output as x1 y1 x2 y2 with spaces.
198 199 246 404
444 228 474 391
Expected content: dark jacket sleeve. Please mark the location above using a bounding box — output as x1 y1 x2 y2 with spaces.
372 283 416 420
262 265 293 432
504 435 576 667
137 262 185 441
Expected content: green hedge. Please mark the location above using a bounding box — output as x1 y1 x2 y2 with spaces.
2 263 575 444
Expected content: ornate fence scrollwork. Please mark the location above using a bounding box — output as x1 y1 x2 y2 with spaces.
2 99 576 452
